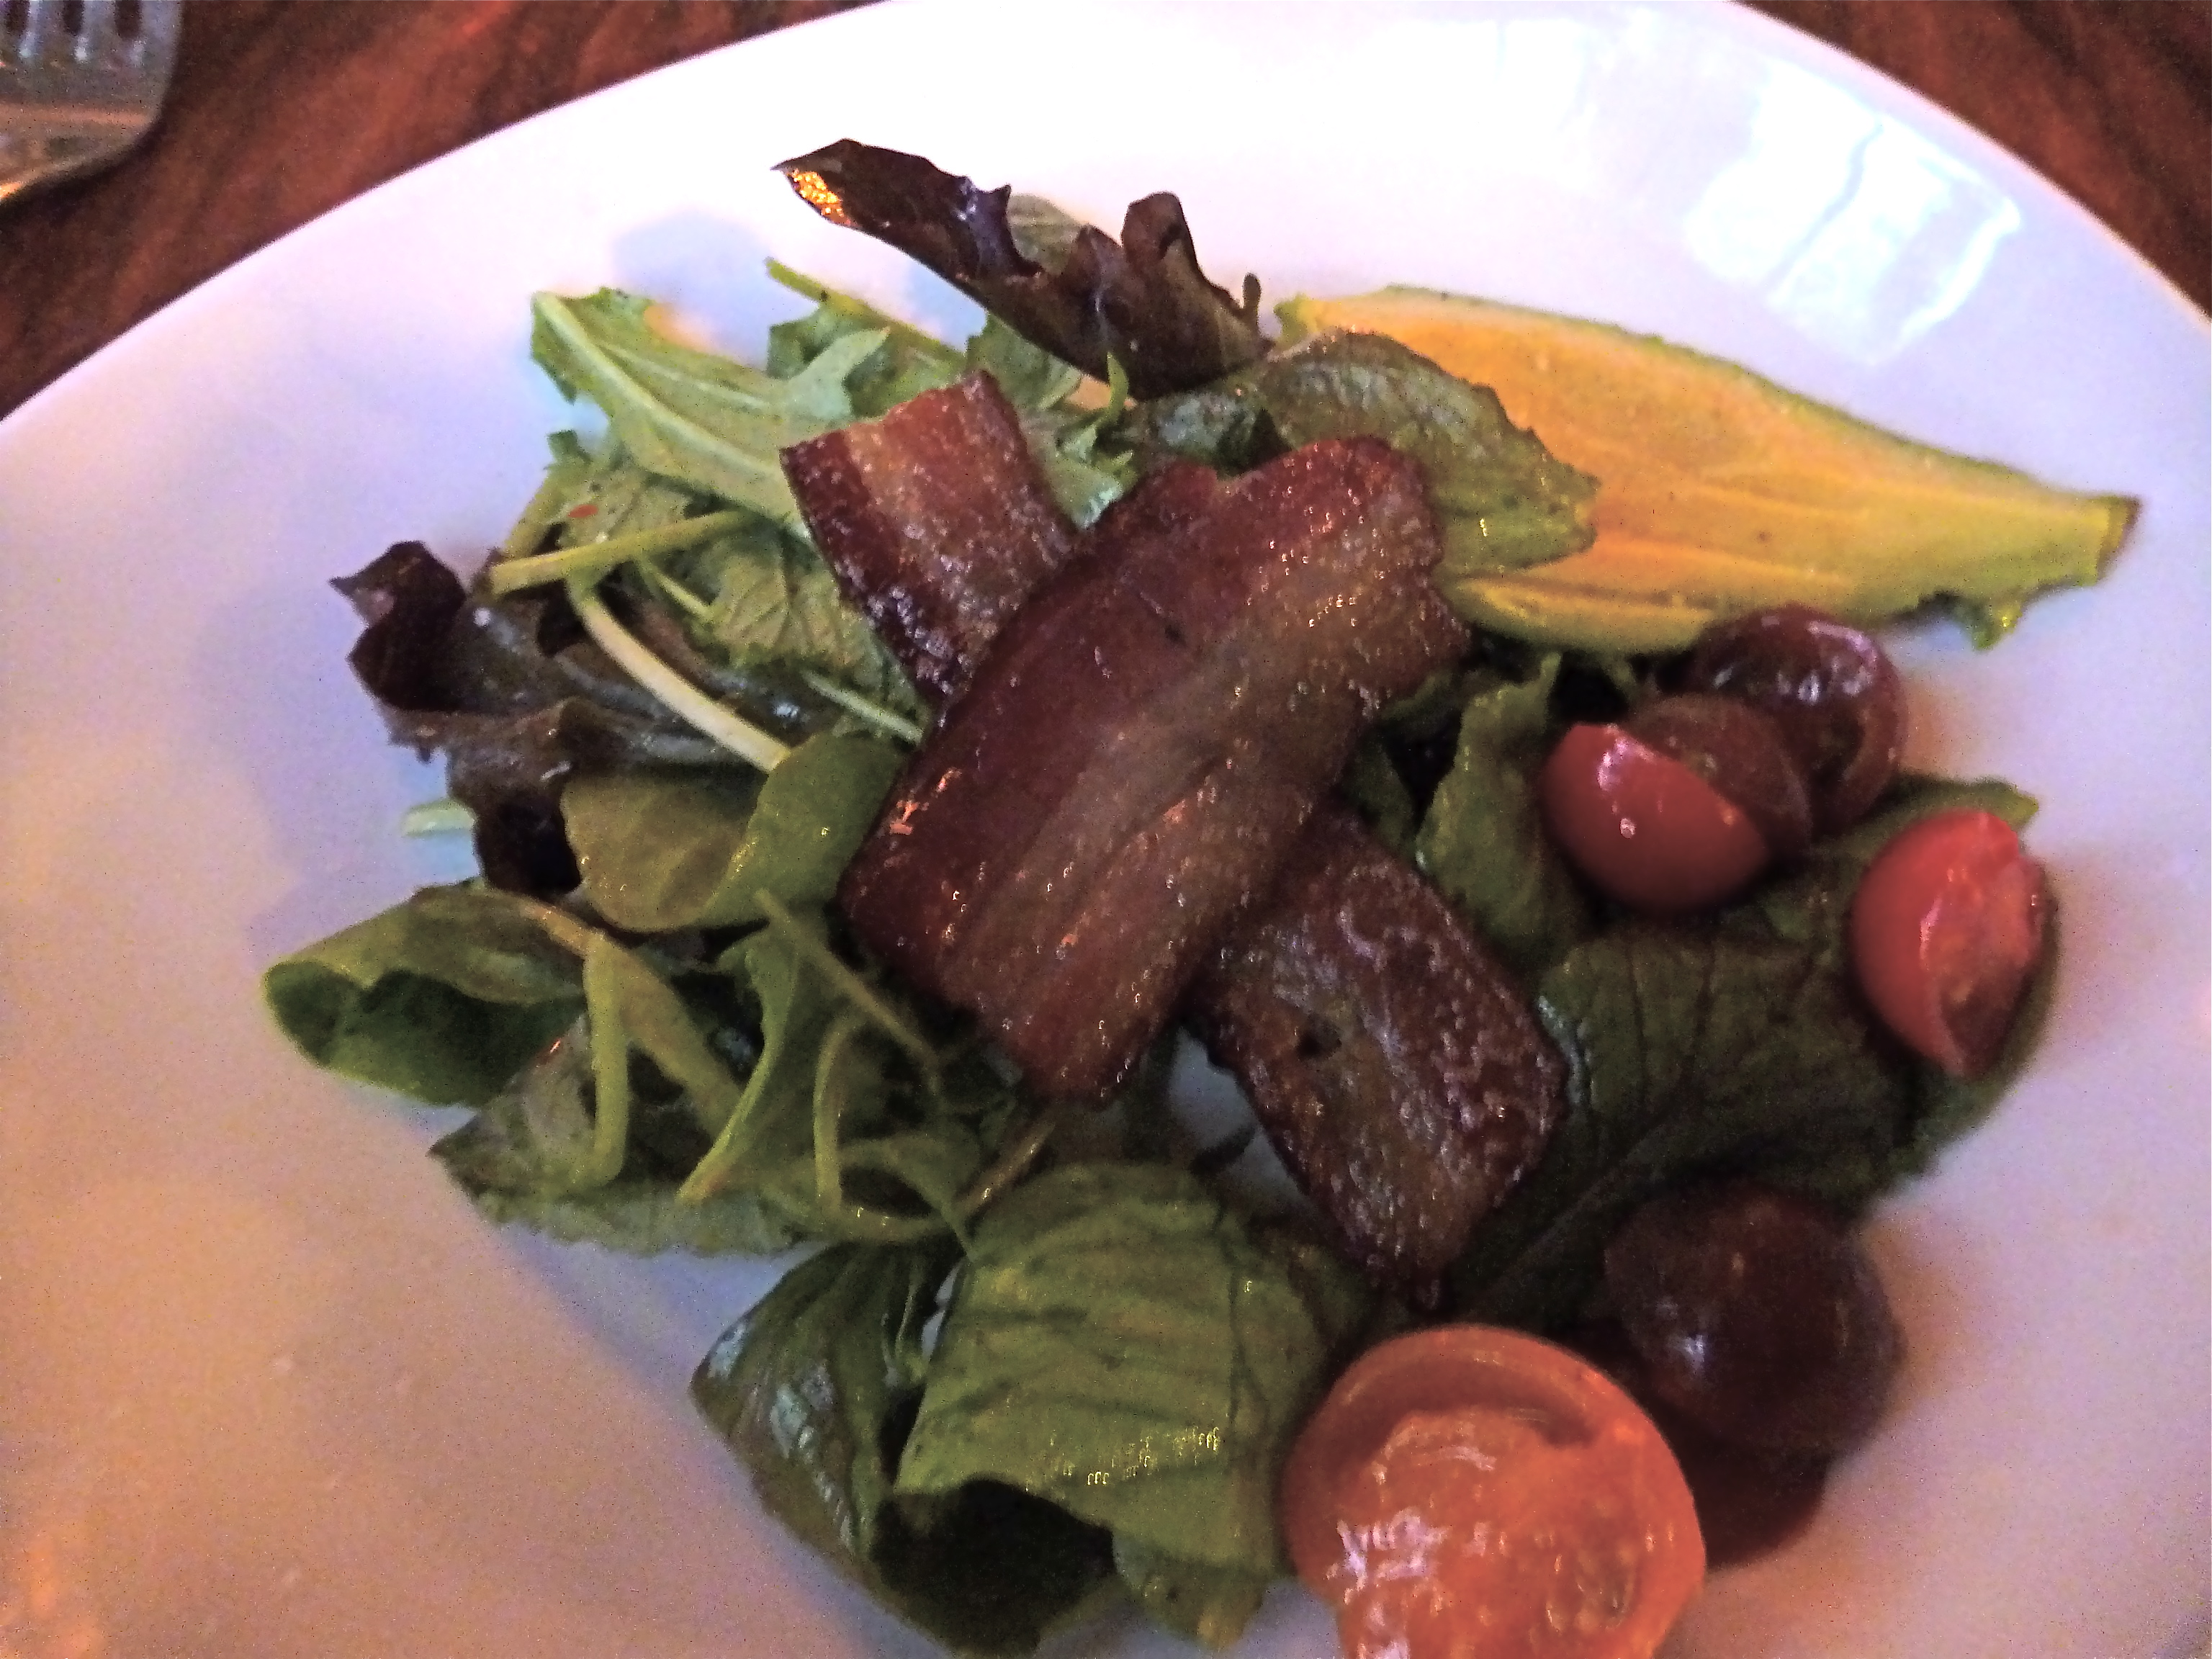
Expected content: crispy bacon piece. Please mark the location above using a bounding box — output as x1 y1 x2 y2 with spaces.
785 390 1565 1284
779 372 1076 705
1185 802 1565 1305
837 439 1464 1100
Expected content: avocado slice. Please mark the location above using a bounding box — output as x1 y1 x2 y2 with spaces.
1281 288 2136 652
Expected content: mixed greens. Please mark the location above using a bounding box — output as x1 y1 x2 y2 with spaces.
265 156 2087 1655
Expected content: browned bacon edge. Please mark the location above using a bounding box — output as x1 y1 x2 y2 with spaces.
778 372 1076 706
782 377 1564 1293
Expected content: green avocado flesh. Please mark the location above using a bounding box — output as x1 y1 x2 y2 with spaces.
1282 288 2136 652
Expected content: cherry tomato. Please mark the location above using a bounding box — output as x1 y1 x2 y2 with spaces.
1540 721 1771 913
1680 606 1905 835
1280 1327 1704 1659
1624 695 1814 860
1604 1183 1902 1455
1850 809 2047 1078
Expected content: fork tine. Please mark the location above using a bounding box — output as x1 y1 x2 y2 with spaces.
16 0 63 66
10 0 60 67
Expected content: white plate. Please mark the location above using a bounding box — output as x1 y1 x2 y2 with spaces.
1 3 2204 1655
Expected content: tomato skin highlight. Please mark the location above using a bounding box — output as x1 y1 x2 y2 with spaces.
1540 722 1771 914
1850 809 2047 1078
1280 1327 1704 1659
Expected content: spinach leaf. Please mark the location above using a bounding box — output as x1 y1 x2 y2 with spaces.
896 1164 1331 1604
1415 657 1593 974
1449 927 1914 1330
565 734 901 932
679 908 843 1200
693 1241 951 1571
1129 329 1596 577
262 885 583 1105
693 1241 1118 1657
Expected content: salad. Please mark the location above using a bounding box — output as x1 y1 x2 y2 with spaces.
264 143 2127 1658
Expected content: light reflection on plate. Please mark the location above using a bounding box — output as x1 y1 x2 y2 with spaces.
0 4 2203 1657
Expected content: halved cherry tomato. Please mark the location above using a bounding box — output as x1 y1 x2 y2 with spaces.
1280 1327 1704 1659
1540 721 1771 913
1850 808 2047 1078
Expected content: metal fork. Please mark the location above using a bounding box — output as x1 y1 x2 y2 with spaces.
0 0 179 205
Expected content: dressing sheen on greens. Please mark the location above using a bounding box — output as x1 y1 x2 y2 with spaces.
264 152 2091 1657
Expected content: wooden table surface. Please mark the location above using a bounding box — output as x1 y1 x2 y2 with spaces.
0 0 2203 422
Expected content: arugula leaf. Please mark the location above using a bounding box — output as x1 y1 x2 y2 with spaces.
964 313 1082 411
564 734 902 932
895 1164 1331 1599
1415 657 1593 974
765 258 965 417
263 885 583 1105
693 1241 1119 1657
1449 927 1914 1330
1128 329 1597 577
684 512 925 717
531 289 883 532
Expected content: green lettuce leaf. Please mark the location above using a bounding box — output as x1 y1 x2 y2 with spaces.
1738 774 2038 963
1127 328 1596 575
896 1164 1331 1598
564 734 902 932
1450 927 1913 1329
1727 773 2051 1177
1415 657 1593 974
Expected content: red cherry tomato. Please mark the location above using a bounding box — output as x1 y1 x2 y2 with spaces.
1850 809 2047 1078
1280 1327 1704 1659
1540 722 1771 913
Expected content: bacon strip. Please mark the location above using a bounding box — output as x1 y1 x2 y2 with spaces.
1184 803 1563 1305
778 372 1075 705
832 437 1462 1100
783 384 1562 1287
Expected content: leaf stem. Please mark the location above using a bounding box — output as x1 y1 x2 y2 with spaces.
797 668 925 745
401 799 475 836
755 892 938 1080
565 576 791 771
487 511 748 595
576 937 632 1190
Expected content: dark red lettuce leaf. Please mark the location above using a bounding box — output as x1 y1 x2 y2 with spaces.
775 140 1266 399
332 543 809 895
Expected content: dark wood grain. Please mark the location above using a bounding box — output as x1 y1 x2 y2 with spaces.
0 0 2203 421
